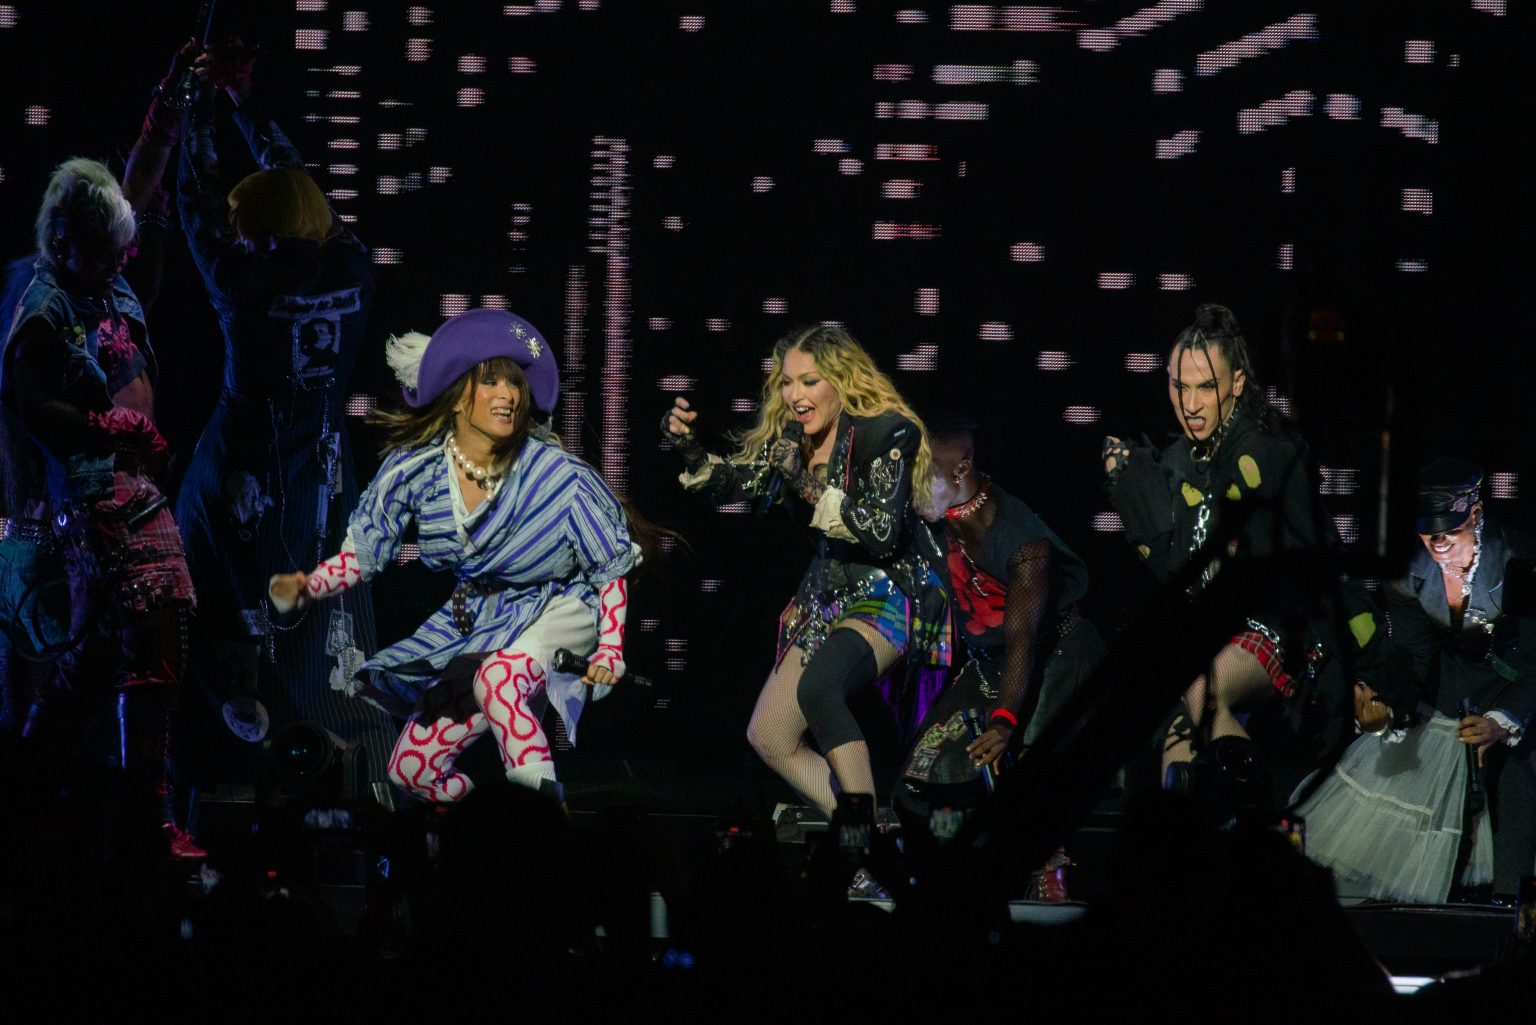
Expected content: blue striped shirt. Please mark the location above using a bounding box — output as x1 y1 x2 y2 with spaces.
350 435 635 706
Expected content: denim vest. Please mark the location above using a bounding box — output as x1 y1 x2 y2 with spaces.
1 262 152 501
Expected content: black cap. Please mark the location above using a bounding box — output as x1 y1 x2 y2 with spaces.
1416 457 1483 535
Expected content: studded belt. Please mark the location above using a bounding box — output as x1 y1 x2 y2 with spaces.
0 517 53 545
449 577 509 637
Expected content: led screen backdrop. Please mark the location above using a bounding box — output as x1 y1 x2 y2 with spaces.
2 2 1529 764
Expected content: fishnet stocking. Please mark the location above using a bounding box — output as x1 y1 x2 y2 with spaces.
747 622 903 816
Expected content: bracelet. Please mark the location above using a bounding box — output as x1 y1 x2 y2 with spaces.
989 709 1019 728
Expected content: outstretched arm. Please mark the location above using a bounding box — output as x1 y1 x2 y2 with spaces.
268 545 363 613
664 396 773 505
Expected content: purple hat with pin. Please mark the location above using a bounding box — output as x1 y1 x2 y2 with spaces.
386 309 560 413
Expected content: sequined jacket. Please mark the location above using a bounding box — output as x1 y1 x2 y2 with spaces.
681 410 949 666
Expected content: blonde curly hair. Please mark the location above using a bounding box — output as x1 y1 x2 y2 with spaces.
733 324 933 508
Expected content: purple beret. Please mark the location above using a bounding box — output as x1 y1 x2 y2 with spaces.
402 309 560 413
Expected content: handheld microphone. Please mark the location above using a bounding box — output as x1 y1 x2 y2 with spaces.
756 420 805 515
1458 699 1486 816
550 648 652 688
960 708 999 794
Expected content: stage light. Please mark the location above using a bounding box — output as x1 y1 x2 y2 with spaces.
1093 512 1123 533
1156 130 1199 159
1381 107 1438 144
896 344 939 371
1196 14 1318 77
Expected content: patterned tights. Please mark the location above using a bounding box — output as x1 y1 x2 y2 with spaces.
387 649 555 802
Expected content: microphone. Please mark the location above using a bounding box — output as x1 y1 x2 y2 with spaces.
550 648 652 688
960 708 999 795
756 420 805 515
1458 699 1486 816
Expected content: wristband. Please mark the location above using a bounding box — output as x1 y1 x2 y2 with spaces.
989 709 1018 729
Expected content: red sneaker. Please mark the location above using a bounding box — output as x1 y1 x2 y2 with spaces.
163 823 208 861
1027 847 1072 903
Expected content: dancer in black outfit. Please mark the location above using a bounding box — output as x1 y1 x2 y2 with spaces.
1102 305 1343 791
1299 459 1536 900
897 412 1105 897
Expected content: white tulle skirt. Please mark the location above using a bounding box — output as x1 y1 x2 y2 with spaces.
1294 712 1493 903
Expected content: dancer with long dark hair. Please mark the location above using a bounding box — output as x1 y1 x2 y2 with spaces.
269 309 636 804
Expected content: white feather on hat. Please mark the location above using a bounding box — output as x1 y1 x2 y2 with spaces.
384 331 433 391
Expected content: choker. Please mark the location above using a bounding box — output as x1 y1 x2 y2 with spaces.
448 435 501 492
1188 409 1237 469
944 477 992 520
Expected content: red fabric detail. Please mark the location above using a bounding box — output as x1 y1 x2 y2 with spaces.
87 407 169 464
307 550 361 599
946 537 1005 636
1231 629 1293 698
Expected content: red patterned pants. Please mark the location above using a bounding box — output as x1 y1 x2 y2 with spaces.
386 649 554 802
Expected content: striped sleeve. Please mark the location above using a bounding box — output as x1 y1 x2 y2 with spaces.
346 446 432 579
566 461 638 586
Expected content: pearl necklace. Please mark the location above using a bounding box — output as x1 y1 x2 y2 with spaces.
447 435 501 492
944 476 992 520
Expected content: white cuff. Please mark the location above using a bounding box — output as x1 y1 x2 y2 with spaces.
810 486 855 541
678 454 722 491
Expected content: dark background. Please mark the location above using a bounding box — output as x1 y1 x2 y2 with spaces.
2 1 1531 775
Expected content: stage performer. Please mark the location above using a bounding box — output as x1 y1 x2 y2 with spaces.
1 158 203 858
1297 459 1536 901
663 325 948 841
268 309 637 805
174 42 395 781
896 413 1104 897
1102 304 1346 794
